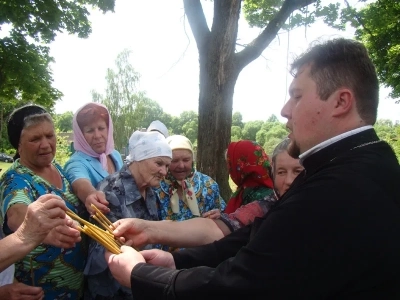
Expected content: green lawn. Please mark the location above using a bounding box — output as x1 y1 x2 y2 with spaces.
0 162 12 176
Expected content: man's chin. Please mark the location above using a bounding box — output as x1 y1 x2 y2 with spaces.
288 140 300 159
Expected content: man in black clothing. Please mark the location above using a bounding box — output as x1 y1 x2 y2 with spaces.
105 38 400 299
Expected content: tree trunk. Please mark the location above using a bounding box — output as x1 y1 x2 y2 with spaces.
184 0 317 201
195 0 241 201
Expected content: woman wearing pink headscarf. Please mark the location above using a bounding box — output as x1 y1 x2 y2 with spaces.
64 103 124 215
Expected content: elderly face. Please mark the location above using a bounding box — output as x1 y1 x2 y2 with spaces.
169 149 193 181
18 121 56 169
82 118 108 154
272 151 304 197
136 156 171 187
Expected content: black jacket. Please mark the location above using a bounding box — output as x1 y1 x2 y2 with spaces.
130 129 400 299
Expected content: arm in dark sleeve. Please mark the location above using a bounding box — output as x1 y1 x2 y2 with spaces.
130 195 313 299
130 177 390 299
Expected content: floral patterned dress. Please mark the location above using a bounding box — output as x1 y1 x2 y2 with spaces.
156 171 226 221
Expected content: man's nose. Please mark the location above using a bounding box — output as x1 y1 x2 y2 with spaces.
281 98 292 119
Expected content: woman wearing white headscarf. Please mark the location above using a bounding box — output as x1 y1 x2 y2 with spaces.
147 120 169 138
84 131 172 300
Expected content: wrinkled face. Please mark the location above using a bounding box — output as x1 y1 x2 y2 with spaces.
169 149 193 181
82 118 108 154
273 151 304 197
137 156 171 187
18 121 56 168
281 64 331 158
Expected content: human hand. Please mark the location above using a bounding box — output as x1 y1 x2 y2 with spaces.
105 245 145 288
85 191 109 215
0 282 44 300
42 215 81 248
140 249 176 269
202 209 221 219
16 194 70 247
112 218 150 248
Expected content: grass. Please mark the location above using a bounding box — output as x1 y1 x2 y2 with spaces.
0 162 12 177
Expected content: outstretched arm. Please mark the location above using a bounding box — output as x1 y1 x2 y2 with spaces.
71 178 110 215
112 217 228 248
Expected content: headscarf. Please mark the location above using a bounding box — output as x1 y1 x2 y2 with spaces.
72 103 114 171
126 131 172 162
147 120 169 138
164 135 200 216
7 104 48 160
224 140 274 214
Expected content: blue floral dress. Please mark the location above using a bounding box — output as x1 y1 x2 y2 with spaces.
156 171 226 221
0 160 86 300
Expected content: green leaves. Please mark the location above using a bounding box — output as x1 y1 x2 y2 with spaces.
0 0 115 151
0 0 115 43
355 0 400 99
243 0 345 31
0 30 61 107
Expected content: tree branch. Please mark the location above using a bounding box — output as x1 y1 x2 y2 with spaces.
235 0 316 71
344 0 373 37
183 0 210 54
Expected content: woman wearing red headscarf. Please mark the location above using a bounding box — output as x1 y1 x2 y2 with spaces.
224 140 274 214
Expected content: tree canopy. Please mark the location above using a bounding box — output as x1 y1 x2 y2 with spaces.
354 0 400 99
0 0 115 108
0 0 115 151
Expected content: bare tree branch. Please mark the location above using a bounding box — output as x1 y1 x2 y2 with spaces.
183 0 210 54
235 0 316 71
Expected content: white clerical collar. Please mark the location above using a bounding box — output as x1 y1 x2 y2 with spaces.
299 125 373 165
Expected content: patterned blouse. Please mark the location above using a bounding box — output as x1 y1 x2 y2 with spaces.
0 160 86 300
85 164 164 299
219 193 277 232
156 171 226 222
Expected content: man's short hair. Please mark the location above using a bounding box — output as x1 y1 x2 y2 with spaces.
291 38 379 125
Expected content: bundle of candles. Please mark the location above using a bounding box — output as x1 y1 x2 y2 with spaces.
66 204 122 254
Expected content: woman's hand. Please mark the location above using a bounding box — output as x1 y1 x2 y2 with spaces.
202 209 221 219
41 215 81 249
111 218 150 248
16 194 72 247
85 191 110 215
0 282 44 300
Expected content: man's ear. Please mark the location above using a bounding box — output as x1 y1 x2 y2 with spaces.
331 89 354 117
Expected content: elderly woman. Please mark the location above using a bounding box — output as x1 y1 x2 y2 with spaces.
85 130 172 300
64 102 124 215
157 135 226 222
103 138 303 250
0 105 86 299
223 140 274 214
147 120 169 138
